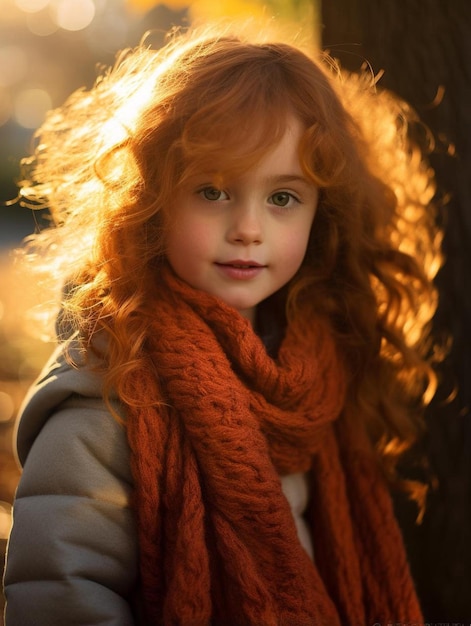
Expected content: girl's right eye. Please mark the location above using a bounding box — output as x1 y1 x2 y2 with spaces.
198 187 229 201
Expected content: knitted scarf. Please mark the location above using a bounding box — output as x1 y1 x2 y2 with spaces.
124 269 423 626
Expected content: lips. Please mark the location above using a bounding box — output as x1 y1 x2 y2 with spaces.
218 260 264 268
215 260 266 280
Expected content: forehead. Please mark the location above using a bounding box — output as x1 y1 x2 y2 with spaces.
180 112 305 184
240 116 305 175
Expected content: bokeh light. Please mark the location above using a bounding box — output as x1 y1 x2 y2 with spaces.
14 0 50 12
0 46 28 88
51 0 96 31
0 392 15 424
26 7 59 36
13 87 52 129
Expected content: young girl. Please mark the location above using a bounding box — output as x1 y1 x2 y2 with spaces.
3 21 440 626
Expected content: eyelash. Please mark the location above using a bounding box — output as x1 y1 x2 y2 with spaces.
197 186 301 209
198 187 229 202
269 191 301 209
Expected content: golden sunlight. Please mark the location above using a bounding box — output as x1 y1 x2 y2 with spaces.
189 0 266 20
126 0 189 13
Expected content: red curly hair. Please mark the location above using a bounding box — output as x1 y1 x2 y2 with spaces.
18 22 441 507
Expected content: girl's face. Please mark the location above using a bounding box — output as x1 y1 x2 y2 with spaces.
165 116 318 324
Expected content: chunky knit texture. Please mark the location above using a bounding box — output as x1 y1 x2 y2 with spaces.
124 269 423 625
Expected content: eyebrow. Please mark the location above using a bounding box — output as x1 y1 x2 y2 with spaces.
264 174 314 188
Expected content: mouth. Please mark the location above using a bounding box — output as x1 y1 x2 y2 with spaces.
215 260 266 280
216 260 266 269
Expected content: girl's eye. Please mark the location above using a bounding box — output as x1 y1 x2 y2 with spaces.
269 191 299 208
199 187 229 201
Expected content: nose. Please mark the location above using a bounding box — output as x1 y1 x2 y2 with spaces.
226 204 263 245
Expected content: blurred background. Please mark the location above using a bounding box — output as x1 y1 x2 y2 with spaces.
1 0 470 623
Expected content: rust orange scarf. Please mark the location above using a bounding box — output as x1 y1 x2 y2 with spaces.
125 268 423 625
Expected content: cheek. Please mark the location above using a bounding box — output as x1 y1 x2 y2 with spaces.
281 222 314 269
165 218 215 264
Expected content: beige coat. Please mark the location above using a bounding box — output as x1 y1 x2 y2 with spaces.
3 339 312 625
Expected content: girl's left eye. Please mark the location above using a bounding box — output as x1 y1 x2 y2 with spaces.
269 191 299 208
199 187 229 201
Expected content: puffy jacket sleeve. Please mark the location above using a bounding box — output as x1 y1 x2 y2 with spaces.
3 341 139 625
